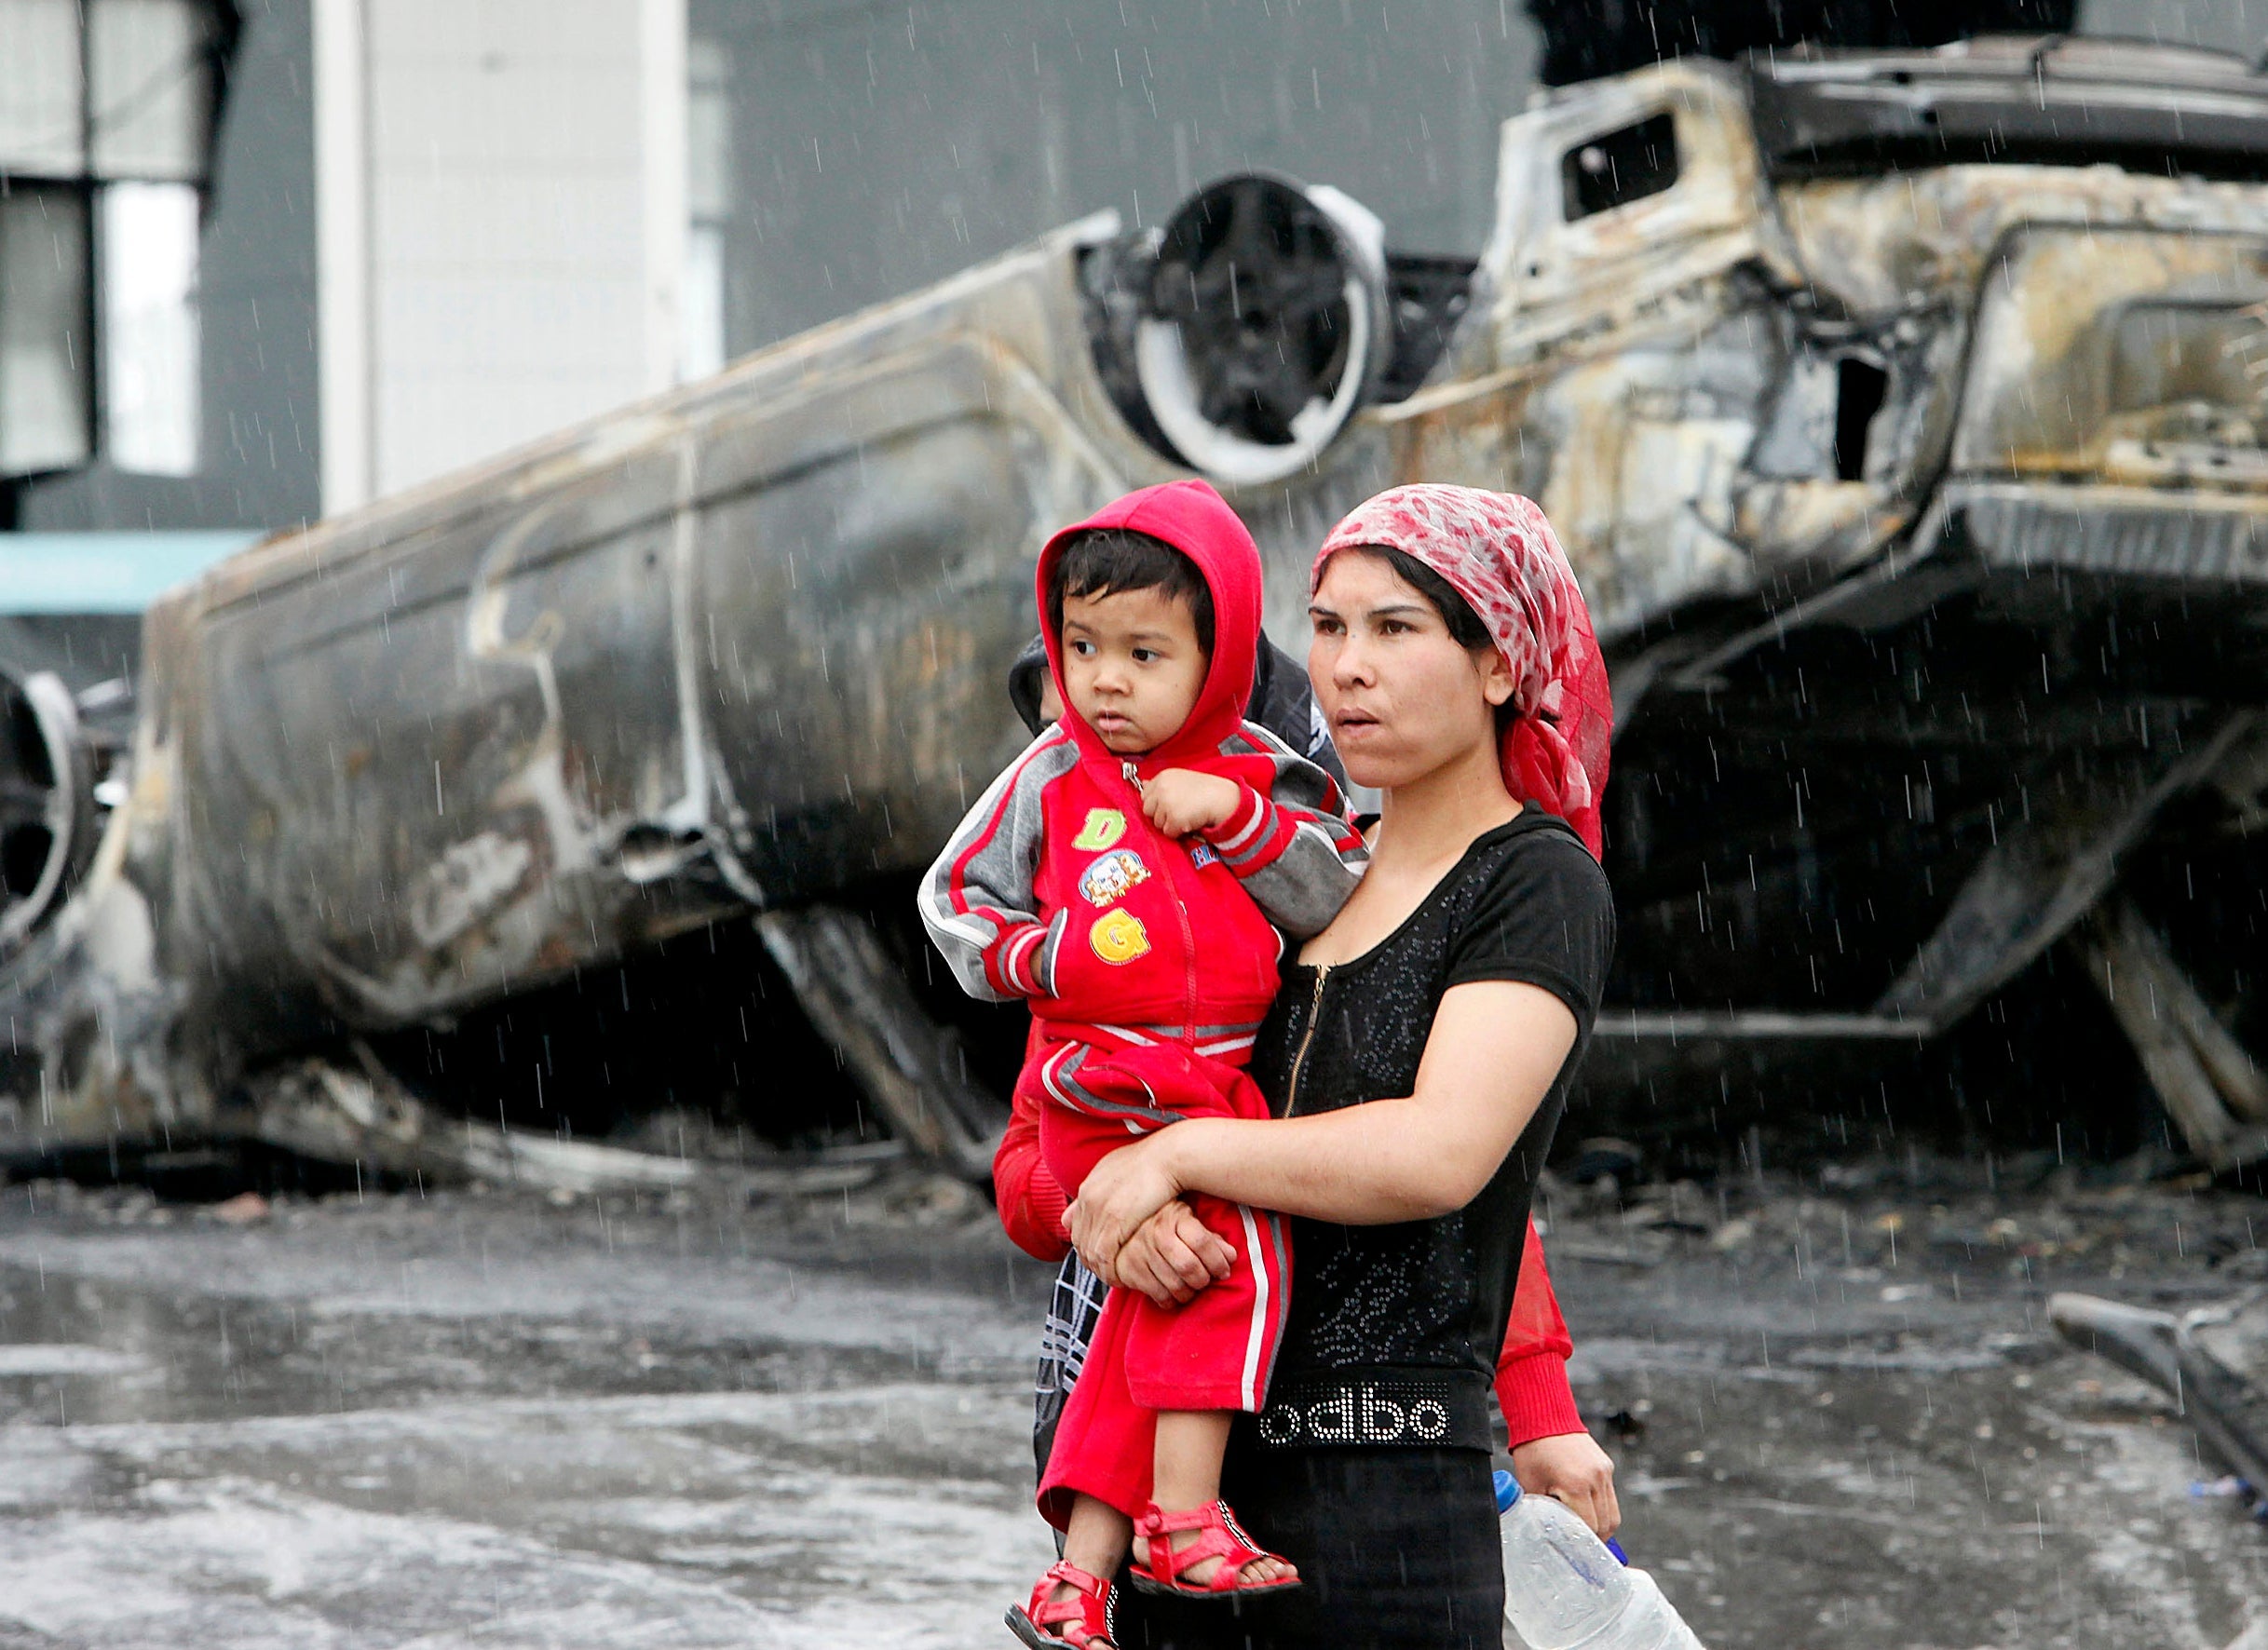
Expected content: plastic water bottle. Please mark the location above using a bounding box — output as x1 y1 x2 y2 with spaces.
1496 1470 1706 1650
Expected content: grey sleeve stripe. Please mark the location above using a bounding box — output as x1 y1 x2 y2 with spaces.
917 732 1079 1001
1218 723 1367 940
1239 820 1365 940
1231 722 1340 816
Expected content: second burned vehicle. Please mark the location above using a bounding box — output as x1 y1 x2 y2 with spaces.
7 34 2268 1175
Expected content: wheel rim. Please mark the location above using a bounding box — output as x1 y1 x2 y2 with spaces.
0 670 88 957
1133 174 1386 486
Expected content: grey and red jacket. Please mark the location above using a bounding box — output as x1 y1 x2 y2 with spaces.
919 480 1365 1049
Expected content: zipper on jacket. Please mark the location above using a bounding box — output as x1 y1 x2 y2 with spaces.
1119 756 1199 1044
1283 963 1332 1116
1170 880 1199 1044
1155 778 1201 1045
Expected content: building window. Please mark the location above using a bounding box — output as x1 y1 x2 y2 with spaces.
0 0 225 481
88 0 215 182
0 0 87 179
0 186 92 476
101 182 198 474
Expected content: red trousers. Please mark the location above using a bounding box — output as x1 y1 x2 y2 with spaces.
1031 1035 1293 1526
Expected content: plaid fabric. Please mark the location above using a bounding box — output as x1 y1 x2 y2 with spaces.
1032 1251 1107 1479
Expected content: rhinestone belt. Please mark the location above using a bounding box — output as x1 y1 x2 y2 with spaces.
1251 1367 1492 1452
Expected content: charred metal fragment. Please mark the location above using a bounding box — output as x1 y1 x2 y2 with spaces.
2076 900 2268 1172
2050 1292 2268 1501
1751 36 2268 182
243 1053 898 1198
1527 0 2075 88
245 1056 704 1195
756 907 1004 1183
1876 717 2261 1033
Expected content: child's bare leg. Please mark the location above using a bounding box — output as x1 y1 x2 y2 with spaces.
1060 1494 1132 1585
1140 1411 1296 1586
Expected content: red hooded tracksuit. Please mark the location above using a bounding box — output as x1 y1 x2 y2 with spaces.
919 480 1366 1524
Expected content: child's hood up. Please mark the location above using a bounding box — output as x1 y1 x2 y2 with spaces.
1033 479 1264 771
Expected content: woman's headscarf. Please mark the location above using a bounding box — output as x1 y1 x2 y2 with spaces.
1312 485 1612 859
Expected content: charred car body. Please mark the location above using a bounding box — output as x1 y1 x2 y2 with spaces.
8 34 2268 1178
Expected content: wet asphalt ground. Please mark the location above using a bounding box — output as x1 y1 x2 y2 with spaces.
1 1158 2267 1648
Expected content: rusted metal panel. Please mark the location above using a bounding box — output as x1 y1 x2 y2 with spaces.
1957 229 2268 482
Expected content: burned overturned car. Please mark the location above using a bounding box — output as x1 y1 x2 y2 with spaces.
9 34 2268 1182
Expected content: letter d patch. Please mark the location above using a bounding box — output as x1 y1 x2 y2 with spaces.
1072 808 1127 851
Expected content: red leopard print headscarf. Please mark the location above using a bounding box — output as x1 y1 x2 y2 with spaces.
1313 485 1612 859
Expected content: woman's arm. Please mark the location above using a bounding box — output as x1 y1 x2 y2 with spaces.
1069 979 1577 1271
1498 1223 1622 1536
1498 1220 1582 1442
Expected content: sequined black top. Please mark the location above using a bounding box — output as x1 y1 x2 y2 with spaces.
1245 812 1613 1450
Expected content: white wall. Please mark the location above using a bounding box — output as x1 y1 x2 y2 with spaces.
2076 0 2261 54
316 0 686 512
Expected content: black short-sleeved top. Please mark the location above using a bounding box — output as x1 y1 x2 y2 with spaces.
1245 810 1614 1451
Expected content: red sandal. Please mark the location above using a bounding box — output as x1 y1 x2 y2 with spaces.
1128 1499 1303 1600
1007 1560 1120 1649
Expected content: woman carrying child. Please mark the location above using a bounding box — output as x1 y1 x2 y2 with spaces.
988 602 1617 1562
1069 483 1617 1650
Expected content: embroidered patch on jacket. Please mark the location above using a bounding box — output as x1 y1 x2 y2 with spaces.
1079 849 1150 907
1188 842 1221 870
1071 808 1127 851
1089 907 1151 966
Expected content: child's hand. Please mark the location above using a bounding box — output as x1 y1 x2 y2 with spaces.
1140 769 1242 838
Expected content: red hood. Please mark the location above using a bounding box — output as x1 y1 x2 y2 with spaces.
1035 480 1263 773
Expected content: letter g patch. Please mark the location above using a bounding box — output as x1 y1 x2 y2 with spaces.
1089 907 1151 966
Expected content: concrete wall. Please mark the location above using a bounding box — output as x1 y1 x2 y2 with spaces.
317 0 684 510
687 0 1542 358
2076 0 2260 53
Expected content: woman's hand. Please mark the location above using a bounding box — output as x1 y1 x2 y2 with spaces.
1066 1131 1188 1281
1511 1431 1620 1538
1111 1199 1237 1306
1140 768 1242 838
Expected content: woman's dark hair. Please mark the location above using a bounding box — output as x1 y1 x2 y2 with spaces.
1048 529 1215 655
1367 546 1516 736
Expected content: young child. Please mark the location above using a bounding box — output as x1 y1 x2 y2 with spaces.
919 480 1365 1648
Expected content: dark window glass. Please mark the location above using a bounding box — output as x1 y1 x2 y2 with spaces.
1560 113 1679 221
